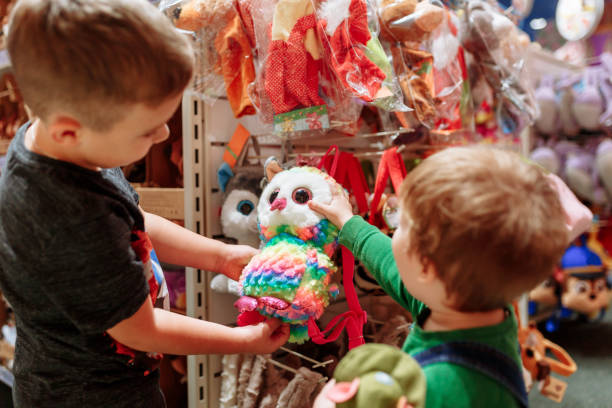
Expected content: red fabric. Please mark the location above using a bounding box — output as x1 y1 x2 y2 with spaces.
319 0 385 102
307 248 367 349
311 147 367 349
237 310 267 326
264 14 324 114
318 147 370 215
369 147 407 228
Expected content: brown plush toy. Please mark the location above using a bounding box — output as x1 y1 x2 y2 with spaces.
379 0 444 44
378 0 444 128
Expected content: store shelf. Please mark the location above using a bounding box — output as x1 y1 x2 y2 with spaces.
134 187 184 220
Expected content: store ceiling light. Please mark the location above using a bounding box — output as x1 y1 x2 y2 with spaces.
530 18 548 30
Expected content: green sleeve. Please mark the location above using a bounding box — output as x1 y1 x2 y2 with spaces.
338 216 421 315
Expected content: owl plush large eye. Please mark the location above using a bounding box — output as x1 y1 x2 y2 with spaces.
292 188 312 204
237 200 255 215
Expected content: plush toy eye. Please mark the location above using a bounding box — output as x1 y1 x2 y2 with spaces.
573 281 588 294
237 200 254 216
542 279 554 288
268 189 280 204
595 279 606 292
292 188 312 204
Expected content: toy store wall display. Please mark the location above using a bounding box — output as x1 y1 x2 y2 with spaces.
159 0 539 148
153 0 595 406
528 52 612 333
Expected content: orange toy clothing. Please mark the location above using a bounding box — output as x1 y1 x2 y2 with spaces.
215 13 256 118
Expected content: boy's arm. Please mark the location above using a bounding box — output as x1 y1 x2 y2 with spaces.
143 209 256 280
308 188 417 312
107 297 289 355
339 216 415 311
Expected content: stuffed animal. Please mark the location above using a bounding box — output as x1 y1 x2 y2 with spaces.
235 159 342 343
211 170 264 296
530 146 560 175
461 0 537 135
379 0 444 128
595 139 612 201
564 149 607 206
571 67 604 132
170 0 256 117
314 343 426 408
316 0 386 102
560 235 612 320
220 170 263 248
534 76 558 135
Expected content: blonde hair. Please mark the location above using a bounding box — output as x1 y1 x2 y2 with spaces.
400 146 568 311
7 0 194 131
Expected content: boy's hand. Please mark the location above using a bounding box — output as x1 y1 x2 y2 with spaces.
308 183 354 229
237 318 290 354
216 244 258 281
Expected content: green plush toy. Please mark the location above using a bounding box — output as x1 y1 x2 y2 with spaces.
322 343 427 408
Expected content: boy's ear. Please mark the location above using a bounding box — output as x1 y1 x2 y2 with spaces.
48 116 82 145
417 259 438 283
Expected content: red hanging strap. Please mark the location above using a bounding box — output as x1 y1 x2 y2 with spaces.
369 147 407 227
308 246 366 349
310 146 368 349
318 144 341 177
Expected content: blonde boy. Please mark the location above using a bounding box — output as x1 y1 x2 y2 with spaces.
0 1 288 407
310 146 569 407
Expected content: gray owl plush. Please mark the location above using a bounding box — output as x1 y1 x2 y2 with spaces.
211 170 263 296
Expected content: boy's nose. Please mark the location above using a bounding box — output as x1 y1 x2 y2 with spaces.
270 198 286 211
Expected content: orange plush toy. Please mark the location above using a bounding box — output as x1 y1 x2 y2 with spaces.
173 0 256 118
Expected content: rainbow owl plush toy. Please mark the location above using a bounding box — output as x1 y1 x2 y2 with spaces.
235 159 342 343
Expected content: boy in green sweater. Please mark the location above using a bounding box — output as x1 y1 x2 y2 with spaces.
310 146 569 408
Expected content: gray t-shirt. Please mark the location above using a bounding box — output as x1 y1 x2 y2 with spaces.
0 124 166 407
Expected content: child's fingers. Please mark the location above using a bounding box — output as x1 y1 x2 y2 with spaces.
262 317 282 332
308 199 331 215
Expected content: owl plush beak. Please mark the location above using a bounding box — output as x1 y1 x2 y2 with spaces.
270 197 287 211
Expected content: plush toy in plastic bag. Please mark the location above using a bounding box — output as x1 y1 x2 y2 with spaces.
534 76 558 136
571 67 604 132
460 0 537 137
235 159 342 343
160 0 257 117
378 0 445 128
316 0 406 112
428 7 473 133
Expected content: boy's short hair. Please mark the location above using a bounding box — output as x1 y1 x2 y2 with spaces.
400 146 568 312
7 0 194 131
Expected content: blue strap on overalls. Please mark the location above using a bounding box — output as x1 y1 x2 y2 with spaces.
413 341 528 408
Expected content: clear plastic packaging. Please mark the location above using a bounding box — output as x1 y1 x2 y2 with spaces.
427 8 474 132
460 0 538 137
249 0 362 132
160 0 257 117
377 0 445 129
315 0 407 111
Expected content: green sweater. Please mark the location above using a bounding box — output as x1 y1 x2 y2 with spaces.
339 216 522 408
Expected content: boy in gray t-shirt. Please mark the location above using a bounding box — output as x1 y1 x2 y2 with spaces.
0 1 289 407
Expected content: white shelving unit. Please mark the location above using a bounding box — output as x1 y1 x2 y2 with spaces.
182 95 279 408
